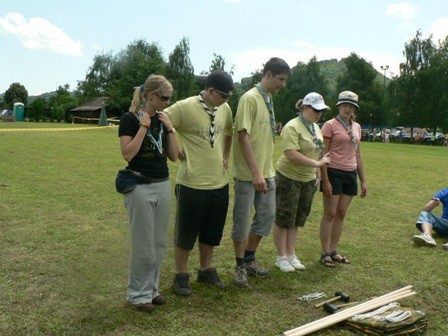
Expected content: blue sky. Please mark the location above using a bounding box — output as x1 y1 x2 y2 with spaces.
1 0 448 96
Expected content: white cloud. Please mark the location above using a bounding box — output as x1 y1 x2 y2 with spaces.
386 3 418 20
0 12 83 56
425 17 448 43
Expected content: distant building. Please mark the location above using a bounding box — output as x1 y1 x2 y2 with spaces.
70 97 109 124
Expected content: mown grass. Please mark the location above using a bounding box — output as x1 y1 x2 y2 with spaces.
1 122 447 335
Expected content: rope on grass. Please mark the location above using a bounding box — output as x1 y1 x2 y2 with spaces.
351 302 400 321
297 293 327 303
372 309 412 323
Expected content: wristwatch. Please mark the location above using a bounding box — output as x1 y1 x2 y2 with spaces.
167 128 176 134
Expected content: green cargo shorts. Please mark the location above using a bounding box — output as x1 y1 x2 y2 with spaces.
275 171 317 228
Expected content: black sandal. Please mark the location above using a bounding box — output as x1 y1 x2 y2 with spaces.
321 252 335 267
330 250 351 264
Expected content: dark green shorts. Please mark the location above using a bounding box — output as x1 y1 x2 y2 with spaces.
275 172 317 229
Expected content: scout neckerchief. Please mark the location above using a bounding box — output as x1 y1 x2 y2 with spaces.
336 114 356 149
138 111 164 154
198 92 217 148
298 113 323 151
255 84 276 143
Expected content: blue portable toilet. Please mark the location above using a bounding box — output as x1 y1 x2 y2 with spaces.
13 103 25 121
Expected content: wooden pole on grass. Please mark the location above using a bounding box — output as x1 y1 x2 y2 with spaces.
284 286 415 336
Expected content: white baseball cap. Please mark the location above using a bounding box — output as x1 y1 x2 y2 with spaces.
302 92 330 111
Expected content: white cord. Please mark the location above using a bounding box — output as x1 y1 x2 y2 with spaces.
351 302 400 321
373 310 412 322
297 292 326 303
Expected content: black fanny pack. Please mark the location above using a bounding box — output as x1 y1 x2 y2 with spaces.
115 169 168 194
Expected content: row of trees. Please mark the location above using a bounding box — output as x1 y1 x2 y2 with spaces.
388 31 448 136
76 38 238 113
1 83 78 122
3 32 447 133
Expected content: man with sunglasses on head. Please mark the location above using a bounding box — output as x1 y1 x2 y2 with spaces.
231 57 291 287
164 70 234 296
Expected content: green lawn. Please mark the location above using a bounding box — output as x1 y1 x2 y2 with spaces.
1 123 447 335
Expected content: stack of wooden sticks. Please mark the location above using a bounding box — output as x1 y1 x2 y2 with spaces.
284 285 416 336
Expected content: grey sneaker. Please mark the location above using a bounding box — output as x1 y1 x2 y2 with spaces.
197 268 226 289
173 273 191 296
442 242 448 250
234 265 249 287
245 259 270 278
412 233 437 247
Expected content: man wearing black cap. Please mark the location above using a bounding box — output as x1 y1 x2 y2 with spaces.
231 57 291 287
164 70 234 296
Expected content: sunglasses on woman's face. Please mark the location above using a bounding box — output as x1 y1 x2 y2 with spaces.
312 107 325 113
156 94 171 102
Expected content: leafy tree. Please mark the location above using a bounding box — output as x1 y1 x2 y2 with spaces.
109 40 166 112
335 53 382 127
49 84 78 122
4 83 28 107
77 39 166 113
388 30 448 138
206 53 234 75
166 37 196 101
276 57 330 124
76 52 114 99
28 98 46 122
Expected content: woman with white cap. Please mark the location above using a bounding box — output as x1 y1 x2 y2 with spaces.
273 92 331 272
319 91 367 267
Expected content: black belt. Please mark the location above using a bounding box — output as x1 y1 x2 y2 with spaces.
140 176 169 184
127 170 169 184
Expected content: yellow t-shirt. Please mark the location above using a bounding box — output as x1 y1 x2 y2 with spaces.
165 95 233 190
232 87 275 181
276 117 323 182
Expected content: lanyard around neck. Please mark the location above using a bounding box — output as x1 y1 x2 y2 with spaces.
138 111 164 154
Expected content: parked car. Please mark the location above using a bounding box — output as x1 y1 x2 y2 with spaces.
390 129 407 138
424 132 444 141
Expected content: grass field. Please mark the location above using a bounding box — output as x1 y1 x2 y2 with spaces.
1 122 447 336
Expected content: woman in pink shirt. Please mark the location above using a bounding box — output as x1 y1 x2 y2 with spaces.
319 91 367 267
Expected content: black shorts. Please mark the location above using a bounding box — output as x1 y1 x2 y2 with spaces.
322 168 358 196
174 184 229 250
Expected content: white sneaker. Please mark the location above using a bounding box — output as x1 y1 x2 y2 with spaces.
275 256 295 272
412 233 437 247
442 242 448 250
287 255 306 271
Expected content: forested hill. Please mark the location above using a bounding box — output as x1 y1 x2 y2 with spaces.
239 57 386 95
318 59 347 93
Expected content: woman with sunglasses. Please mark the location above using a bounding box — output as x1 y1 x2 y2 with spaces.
118 74 179 312
273 92 330 272
319 91 367 267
